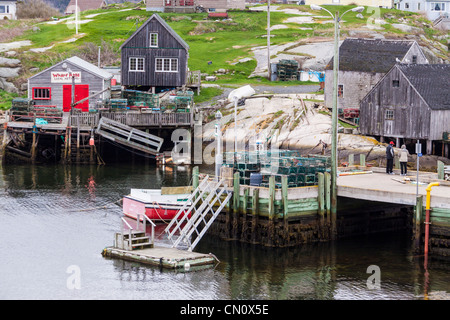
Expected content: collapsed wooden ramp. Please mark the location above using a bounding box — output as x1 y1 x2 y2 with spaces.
96 117 163 155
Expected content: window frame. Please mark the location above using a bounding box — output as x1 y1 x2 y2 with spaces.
149 33 158 48
430 2 445 11
155 58 179 73
129 57 145 72
32 87 51 100
385 109 394 120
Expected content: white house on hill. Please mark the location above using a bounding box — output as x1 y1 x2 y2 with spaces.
0 0 17 20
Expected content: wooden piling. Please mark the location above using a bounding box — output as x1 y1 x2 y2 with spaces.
281 176 289 244
348 154 354 167
251 188 259 244
268 176 275 246
318 172 325 239
414 196 423 252
31 130 37 164
360 154 366 167
437 160 444 180
232 171 240 239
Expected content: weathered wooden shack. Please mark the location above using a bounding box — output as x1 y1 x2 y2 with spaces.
27 56 113 112
120 13 190 91
146 0 245 12
324 38 428 113
359 63 450 156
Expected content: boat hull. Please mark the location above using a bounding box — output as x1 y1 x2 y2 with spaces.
123 193 191 221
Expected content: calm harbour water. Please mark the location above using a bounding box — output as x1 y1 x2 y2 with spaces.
0 163 449 300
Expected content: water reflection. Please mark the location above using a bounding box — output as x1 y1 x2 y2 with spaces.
0 164 449 300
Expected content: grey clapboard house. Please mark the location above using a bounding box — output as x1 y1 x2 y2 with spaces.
359 63 450 156
28 56 112 112
324 38 428 112
120 13 189 91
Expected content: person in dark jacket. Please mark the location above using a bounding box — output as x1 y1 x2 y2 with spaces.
386 141 395 174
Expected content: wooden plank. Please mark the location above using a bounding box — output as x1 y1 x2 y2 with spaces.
161 186 193 195
102 246 216 269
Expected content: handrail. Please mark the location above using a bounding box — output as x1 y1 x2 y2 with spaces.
120 214 156 249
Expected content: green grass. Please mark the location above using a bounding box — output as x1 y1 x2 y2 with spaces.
193 87 224 104
0 91 24 110
0 4 447 110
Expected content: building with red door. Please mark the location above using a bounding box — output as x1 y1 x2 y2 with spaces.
27 56 113 112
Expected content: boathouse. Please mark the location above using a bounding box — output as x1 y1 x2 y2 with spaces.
27 56 113 112
324 38 428 118
120 13 190 92
359 63 450 157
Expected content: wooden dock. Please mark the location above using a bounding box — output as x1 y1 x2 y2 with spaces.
102 246 217 270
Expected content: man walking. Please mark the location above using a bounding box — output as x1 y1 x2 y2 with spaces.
386 141 395 174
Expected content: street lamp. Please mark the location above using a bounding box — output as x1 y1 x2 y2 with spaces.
310 5 364 239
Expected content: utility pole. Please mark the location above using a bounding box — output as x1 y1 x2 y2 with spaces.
267 0 271 80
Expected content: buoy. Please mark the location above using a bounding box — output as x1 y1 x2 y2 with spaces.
89 137 95 146
184 263 190 271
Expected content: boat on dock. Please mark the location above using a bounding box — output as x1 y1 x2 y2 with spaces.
123 187 192 221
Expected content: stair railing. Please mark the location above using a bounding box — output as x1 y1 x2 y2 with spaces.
118 214 156 250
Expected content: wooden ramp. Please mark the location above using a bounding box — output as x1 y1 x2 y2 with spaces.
165 176 233 252
95 117 163 155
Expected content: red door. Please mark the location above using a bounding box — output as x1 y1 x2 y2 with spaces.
62 84 89 112
63 85 72 112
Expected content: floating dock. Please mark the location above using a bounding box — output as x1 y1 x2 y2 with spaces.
102 246 217 270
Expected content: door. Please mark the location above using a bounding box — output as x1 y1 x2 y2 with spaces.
75 84 89 112
62 84 89 112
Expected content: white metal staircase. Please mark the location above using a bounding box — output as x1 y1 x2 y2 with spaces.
164 175 232 252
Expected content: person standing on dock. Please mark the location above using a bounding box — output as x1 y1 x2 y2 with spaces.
399 145 409 176
386 141 395 174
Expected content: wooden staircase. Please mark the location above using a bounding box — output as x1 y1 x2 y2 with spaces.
116 230 154 251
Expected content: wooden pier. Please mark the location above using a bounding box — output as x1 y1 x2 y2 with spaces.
2 109 196 164
198 162 450 256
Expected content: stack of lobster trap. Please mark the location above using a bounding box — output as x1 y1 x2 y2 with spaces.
223 150 330 188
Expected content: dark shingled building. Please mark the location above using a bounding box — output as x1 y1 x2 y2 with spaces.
359 64 450 157
324 38 428 112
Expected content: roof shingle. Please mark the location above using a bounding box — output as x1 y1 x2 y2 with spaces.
397 64 450 110
326 38 416 73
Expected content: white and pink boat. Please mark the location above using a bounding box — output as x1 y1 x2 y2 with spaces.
123 188 192 221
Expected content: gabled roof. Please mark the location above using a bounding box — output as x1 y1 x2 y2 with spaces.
120 13 189 51
397 64 450 111
29 56 113 81
65 0 105 14
326 38 416 73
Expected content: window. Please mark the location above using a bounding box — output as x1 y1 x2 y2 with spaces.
431 2 445 11
405 3 409 9
0 5 7 13
155 58 179 72
385 109 394 120
338 85 344 97
418 3 421 10
33 87 51 100
392 80 400 87
129 57 145 72
150 33 158 47
412 55 417 64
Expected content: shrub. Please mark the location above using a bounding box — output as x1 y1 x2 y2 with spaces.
17 0 60 19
